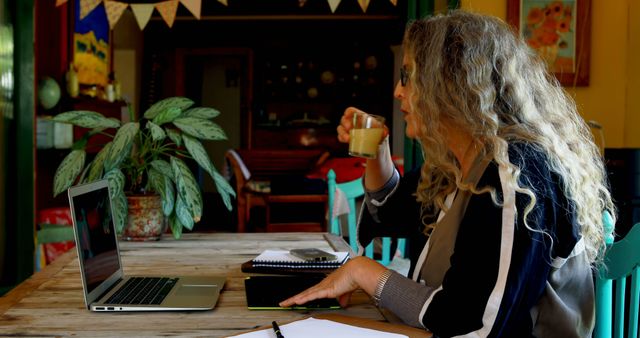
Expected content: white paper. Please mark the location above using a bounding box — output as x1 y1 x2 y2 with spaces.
227 318 408 338
253 250 349 264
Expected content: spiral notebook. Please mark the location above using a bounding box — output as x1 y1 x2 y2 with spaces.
251 250 349 269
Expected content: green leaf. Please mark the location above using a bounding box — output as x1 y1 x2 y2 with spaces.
77 161 92 184
168 213 183 239
112 191 128 234
104 168 125 199
175 195 194 230
182 134 235 211
212 171 235 211
150 159 174 182
53 150 86 196
165 128 182 146
152 106 182 126
86 142 112 183
173 117 227 140
143 97 194 120
148 168 175 216
104 122 139 171
53 111 120 129
183 107 220 119
170 156 202 223
146 121 166 141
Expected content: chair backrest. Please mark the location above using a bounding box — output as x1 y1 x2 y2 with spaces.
224 149 251 195
327 169 394 265
595 212 640 338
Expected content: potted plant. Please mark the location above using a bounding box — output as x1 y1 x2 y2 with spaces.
52 97 235 240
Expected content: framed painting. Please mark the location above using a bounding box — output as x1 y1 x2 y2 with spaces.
507 0 591 86
73 0 110 87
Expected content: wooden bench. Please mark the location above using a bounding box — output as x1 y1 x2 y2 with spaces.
225 149 329 232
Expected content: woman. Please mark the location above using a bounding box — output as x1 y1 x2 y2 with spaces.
280 10 615 337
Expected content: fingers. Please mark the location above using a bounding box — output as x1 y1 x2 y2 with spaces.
337 292 353 308
278 262 360 308
337 107 364 144
279 282 332 307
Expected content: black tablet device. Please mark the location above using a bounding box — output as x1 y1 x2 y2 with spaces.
244 276 341 310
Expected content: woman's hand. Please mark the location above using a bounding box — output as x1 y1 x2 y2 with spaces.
279 256 388 308
337 107 389 144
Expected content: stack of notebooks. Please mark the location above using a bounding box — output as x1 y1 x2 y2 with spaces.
241 250 350 275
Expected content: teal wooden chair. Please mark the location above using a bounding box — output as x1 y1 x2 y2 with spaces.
35 223 76 271
595 211 640 338
327 169 405 266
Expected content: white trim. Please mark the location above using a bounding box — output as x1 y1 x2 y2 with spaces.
411 191 457 281
551 237 585 269
417 285 443 329
454 163 516 338
370 169 401 207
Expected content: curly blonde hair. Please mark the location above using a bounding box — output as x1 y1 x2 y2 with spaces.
403 10 615 264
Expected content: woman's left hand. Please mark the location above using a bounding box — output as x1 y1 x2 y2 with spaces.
279 256 388 308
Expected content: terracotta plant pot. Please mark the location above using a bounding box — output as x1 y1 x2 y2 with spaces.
122 194 166 241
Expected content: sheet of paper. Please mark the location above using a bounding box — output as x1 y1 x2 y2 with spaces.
253 250 349 264
227 317 408 338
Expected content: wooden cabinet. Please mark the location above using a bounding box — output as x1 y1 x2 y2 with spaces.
252 45 394 152
141 6 405 154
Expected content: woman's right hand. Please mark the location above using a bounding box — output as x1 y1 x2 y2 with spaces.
337 107 390 144
337 107 360 144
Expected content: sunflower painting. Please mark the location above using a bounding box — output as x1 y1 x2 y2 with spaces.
520 0 577 74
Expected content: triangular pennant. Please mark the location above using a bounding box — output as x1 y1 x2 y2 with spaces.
80 0 102 20
327 0 341 13
389 0 397 5
357 0 370 12
130 4 154 30
104 1 128 30
155 0 179 28
217 0 228 6
56 0 69 7
180 0 201 20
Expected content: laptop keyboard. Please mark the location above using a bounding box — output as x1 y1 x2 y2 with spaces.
105 277 178 305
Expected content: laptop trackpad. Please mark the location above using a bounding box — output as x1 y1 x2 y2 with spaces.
175 285 218 297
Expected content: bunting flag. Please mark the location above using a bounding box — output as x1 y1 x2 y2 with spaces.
389 0 397 5
130 4 155 30
104 1 129 29
327 0 341 13
357 0 370 12
217 0 228 6
80 0 103 20
55 0 69 7
155 0 179 28
180 0 202 20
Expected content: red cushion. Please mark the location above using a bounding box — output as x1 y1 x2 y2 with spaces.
306 157 367 183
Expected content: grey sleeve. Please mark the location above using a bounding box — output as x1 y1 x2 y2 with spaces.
363 169 400 223
378 270 436 329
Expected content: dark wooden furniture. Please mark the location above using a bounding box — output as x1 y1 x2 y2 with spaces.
225 149 329 232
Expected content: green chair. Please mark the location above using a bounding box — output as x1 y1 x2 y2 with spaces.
595 211 640 338
35 224 75 271
327 169 405 266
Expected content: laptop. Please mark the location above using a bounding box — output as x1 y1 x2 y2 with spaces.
68 179 225 312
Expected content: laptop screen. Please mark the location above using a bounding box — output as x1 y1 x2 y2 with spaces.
71 185 121 294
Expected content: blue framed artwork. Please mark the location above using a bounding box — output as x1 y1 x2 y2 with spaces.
73 0 110 87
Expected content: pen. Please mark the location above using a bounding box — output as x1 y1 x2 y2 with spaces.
272 321 285 338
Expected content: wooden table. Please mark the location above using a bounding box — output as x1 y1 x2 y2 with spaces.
0 233 430 337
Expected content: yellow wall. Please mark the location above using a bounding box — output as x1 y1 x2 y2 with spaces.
462 0 638 148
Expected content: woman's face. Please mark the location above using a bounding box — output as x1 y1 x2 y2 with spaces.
394 56 421 139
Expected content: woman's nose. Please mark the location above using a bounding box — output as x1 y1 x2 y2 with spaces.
393 81 404 99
